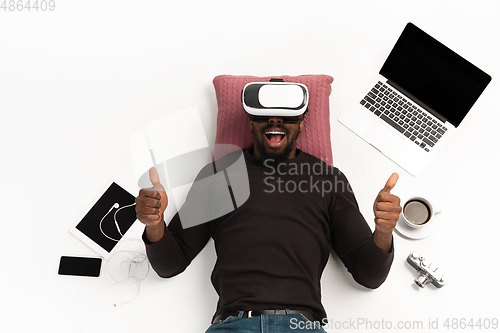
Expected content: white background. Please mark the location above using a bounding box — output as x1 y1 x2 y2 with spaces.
1 1 499 332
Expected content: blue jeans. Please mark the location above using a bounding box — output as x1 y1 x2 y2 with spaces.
205 309 327 333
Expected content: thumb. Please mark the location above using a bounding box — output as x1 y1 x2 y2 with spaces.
380 172 399 193
149 167 166 192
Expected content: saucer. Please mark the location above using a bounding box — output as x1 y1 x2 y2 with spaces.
394 212 441 240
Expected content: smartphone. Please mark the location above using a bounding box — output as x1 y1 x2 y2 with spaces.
58 256 102 277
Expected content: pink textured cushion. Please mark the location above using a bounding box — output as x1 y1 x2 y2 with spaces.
213 74 334 165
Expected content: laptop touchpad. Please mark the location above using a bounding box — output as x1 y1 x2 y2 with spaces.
364 121 404 154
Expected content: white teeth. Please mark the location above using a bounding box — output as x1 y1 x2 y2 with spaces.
265 131 285 135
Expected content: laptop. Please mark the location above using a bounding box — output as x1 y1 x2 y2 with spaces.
338 23 491 176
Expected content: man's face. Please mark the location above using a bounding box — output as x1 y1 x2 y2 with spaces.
250 116 304 163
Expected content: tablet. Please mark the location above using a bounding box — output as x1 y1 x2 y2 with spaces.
69 174 140 259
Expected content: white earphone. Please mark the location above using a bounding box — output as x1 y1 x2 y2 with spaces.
99 203 147 308
100 202 136 242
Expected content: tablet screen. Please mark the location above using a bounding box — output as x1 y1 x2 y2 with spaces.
75 182 137 253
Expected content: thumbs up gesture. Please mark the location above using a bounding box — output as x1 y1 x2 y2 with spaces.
135 167 168 226
373 173 402 234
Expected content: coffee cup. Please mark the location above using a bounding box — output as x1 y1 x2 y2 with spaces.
401 196 441 228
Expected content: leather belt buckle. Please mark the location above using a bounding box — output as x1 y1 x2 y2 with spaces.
212 309 318 325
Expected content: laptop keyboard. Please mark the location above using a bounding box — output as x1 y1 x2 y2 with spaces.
360 81 448 152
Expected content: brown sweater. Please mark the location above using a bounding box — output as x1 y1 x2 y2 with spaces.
143 149 394 323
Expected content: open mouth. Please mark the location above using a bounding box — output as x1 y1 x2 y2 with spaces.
264 130 286 146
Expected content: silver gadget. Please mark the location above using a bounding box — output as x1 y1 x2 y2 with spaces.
242 81 309 123
407 251 447 288
69 174 139 259
338 22 491 176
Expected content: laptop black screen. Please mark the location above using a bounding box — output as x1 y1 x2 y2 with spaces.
380 23 491 127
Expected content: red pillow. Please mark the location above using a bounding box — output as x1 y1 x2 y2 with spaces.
213 74 334 165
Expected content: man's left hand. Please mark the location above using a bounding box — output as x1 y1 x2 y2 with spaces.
373 173 402 234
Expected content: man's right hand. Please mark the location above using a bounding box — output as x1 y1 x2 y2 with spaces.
135 167 168 227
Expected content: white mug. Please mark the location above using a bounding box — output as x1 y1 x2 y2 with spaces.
401 196 441 229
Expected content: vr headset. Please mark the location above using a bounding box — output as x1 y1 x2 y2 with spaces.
241 81 309 124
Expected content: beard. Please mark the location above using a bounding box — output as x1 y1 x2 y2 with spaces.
251 123 301 165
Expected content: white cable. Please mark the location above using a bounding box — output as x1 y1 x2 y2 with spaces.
99 202 149 306
113 203 136 237
99 203 136 242
103 249 150 307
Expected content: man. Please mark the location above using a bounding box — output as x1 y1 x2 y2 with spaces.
136 105 401 332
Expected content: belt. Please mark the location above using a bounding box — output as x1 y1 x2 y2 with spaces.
212 309 317 324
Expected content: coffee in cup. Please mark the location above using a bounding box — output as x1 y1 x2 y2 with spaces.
401 196 441 228
403 200 431 225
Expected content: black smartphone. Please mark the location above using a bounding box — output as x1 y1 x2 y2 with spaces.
58 256 102 277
